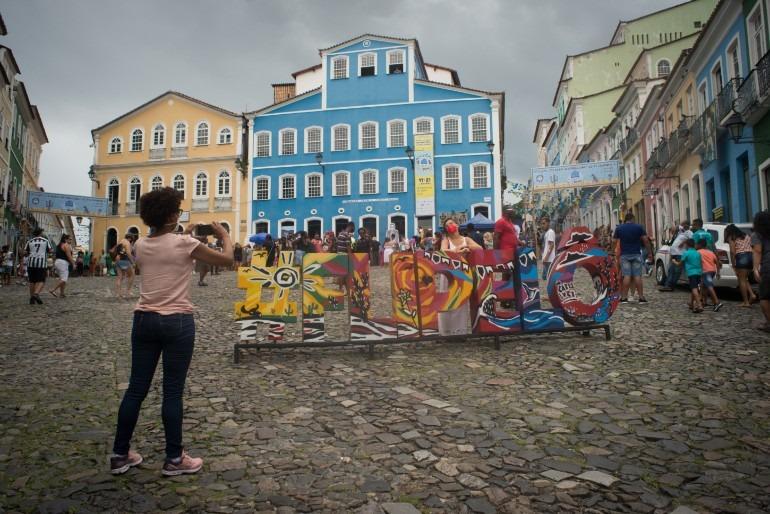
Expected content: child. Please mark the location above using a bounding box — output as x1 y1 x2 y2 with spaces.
697 238 723 311
676 239 703 313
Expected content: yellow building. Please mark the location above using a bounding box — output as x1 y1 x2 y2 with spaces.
90 91 246 255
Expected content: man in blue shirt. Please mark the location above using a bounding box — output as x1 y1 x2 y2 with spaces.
613 212 654 303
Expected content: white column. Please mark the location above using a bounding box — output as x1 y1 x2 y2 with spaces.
491 100 502 220
408 45 415 103
245 117 254 241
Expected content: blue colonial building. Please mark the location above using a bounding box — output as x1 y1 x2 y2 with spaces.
247 34 504 240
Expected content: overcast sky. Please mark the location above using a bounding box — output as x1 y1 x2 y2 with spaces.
2 0 683 196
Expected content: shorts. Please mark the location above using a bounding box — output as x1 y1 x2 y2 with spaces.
542 261 552 281
54 259 70 281
735 252 753 270
28 267 47 284
116 259 132 271
688 275 701 289
760 273 770 301
620 254 643 277
702 271 715 289
0 265 8 274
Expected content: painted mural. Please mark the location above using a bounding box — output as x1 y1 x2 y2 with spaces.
234 226 619 345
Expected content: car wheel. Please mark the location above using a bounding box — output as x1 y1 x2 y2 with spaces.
655 261 666 285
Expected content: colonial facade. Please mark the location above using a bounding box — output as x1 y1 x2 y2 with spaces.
90 91 246 255
247 34 504 240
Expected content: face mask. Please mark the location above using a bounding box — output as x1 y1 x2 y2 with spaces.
447 224 458 234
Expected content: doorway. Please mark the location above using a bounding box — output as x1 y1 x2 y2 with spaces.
335 217 351 235
108 182 120 215
706 179 716 220
472 205 489 218
255 221 269 234
417 216 433 233
307 219 322 239
390 215 406 239
719 170 731 222
361 216 378 240
106 228 118 252
740 156 752 221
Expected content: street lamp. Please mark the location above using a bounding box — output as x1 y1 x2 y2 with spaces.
88 165 100 189
315 152 325 174
486 141 494 155
76 216 83 225
404 146 415 170
724 111 770 145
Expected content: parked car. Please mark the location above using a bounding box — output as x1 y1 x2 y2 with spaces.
654 222 754 289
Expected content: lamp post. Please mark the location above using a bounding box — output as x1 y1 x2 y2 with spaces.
87 165 100 189
315 152 325 174
724 111 770 145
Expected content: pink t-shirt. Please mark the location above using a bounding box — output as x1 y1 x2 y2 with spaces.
134 233 201 314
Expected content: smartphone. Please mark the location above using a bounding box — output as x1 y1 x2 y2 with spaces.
195 224 215 236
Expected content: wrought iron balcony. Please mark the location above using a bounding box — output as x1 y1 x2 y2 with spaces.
736 50 770 125
109 201 119 216
126 201 140 214
688 111 704 151
619 129 638 155
716 77 742 124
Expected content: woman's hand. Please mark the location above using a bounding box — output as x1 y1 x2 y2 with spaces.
183 224 196 235
211 221 230 241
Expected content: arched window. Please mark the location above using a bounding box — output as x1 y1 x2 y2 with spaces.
150 175 163 191
195 172 208 197
360 169 378 195
254 176 270 200
387 120 406 147
196 122 209 145
109 137 123 153
279 128 297 155
413 117 433 135
130 129 143 151
442 164 462 190
128 176 141 202
255 131 271 157
657 59 671 78
279 174 296 199
359 122 378 149
152 124 165 147
471 163 490 189
216 170 231 197
441 115 461 144
174 122 187 146
332 124 350 151
358 52 377 76
305 172 323 198
388 167 407 194
332 171 350 196
304 126 322 153
218 127 232 145
173 174 185 197
469 114 489 142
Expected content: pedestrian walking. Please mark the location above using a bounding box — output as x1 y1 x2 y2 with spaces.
613 212 654 303
539 217 556 280
751 210 770 333
697 238 722 311
675 239 703 313
24 228 52 304
112 233 136 298
110 187 233 476
1 245 12 286
50 234 76 298
725 223 757 307
659 220 692 291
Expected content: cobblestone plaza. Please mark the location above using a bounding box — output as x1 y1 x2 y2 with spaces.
0 269 768 513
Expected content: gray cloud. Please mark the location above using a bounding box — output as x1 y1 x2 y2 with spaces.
2 0 682 195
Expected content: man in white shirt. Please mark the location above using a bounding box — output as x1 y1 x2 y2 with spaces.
659 220 692 291
540 217 556 280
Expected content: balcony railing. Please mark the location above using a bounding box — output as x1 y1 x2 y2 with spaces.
171 147 188 159
192 198 209 211
214 198 232 211
716 77 742 124
149 148 166 160
126 201 139 214
736 51 770 124
619 129 638 155
688 111 704 151
109 201 119 216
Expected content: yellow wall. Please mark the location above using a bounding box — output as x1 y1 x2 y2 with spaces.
90 92 246 256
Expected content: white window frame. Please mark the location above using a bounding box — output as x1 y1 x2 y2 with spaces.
360 168 379 195
255 130 271 157
278 128 297 156
441 163 462 190
440 115 462 145
725 35 743 81
127 176 142 202
332 170 351 196
216 170 231 198
358 52 377 76
332 123 351 151
388 166 407 194
470 202 491 219
194 171 209 198
130 128 144 152
710 58 724 97
150 175 163 191
278 173 296 199
359 215 380 240
305 172 323 198
195 121 210 146
151 124 165 148
698 80 708 112
747 2 767 66
387 213 408 242
278 218 297 236
217 127 232 145
386 49 405 74
468 113 490 143
172 173 186 196
304 126 323 154
470 162 490 189
173 122 188 147
304 217 324 236
253 220 271 235
109 137 123 154
330 55 349 80
253 175 271 201
413 117 434 135
387 119 407 148
358 121 379 150
656 59 671 78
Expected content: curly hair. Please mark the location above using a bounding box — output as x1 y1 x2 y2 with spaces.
139 187 182 229
754 210 770 240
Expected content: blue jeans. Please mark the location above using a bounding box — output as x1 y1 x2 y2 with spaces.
666 256 682 287
113 311 195 459
620 254 643 277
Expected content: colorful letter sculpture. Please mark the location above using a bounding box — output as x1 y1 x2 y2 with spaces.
234 226 619 347
546 228 621 325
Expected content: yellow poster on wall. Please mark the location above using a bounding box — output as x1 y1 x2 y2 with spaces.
413 133 436 217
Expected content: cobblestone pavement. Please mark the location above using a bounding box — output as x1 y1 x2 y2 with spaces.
0 268 769 514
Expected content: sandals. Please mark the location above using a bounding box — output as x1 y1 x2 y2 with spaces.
49 290 59 298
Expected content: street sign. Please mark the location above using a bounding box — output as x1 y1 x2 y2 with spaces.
27 191 109 217
531 160 620 191
642 188 658 196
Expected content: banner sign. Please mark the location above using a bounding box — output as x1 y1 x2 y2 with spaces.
531 160 620 191
27 191 109 217
232 227 621 359
642 188 659 197
414 134 436 216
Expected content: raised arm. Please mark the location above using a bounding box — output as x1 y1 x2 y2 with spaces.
191 222 233 267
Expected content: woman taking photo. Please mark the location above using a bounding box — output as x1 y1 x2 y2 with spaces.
50 234 75 298
110 187 233 476
725 223 757 307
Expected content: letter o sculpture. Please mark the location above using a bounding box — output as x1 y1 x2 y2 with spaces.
546 227 620 326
